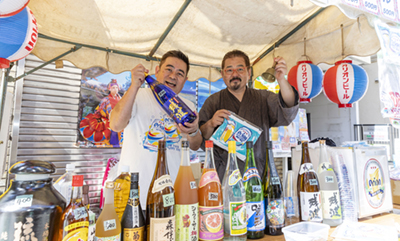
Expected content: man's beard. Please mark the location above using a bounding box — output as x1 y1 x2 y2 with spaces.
228 77 241 91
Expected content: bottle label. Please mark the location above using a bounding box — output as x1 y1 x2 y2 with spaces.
246 201 265 231
319 162 334 172
300 191 323 222
94 234 121 241
229 201 247 235
309 179 318 186
271 176 280 185
104 219 117 231
208 192 219 201
190 181 197 189
325 176 334 183
199 171 220 188
199 205 223 240
64 221 89 231
265 198 285 227
175 203 199 241
299 163 315 175
123 226 145 241
284 197 296 217
73 207 88 220
252 185 262 193
130 189 139 199
165 98 189 122
126 198 141 227
88 211 96 241
243 167 260 182
228 169 242 186
152 175 174 193
149 216 175 241
321 190 342 220
63 227 89 241
14 195 33 207
162 193 175 207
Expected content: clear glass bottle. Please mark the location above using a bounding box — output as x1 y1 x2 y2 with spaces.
317 140 342 226
114 165 131 221
283 157 299 226
222 141 247 239
297 141 322 222
60 175 89 240
243 141 265 239
198 140 224 241
264 141 284 236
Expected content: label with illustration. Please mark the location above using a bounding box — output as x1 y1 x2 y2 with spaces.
63 223 89 241
228 169 242 186
284 197 295 217
265 199 284 227
300 191 322 222
94 234 121 241
199 205 224 240
143 117 180 152
229 201 247 236
243 167 260 182
364 158 385 208
149 216 175 241
152 175 174 193
199 171 221 188
321 190 342 220
164 97 189 122
299 163 315 175
246 201 265 231
175 203 199 241
73 207 88 220
123 226 145 241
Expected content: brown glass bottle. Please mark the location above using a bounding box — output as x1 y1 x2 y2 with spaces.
146 140 175 241
60 175 89 240
297 141 323 222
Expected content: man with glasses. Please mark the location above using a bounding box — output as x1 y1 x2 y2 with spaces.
199 49 299 180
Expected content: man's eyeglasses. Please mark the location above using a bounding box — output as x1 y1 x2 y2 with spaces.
224 67 247 75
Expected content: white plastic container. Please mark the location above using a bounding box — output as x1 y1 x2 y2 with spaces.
282 222 330 241
53 163 76 206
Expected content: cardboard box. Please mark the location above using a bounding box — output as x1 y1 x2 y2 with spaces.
390 179 400 205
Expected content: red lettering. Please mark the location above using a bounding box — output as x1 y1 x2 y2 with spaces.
389 92 400 107
343 93 350 99
342 64 348 72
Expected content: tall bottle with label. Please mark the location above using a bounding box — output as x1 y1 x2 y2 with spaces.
264 141 284 236
283 157 298 226
297 141 322 223
174 139 199 241
222 141 247 239
198 140 224 241
146 140 176 241
243 141 265 239
122 172 146 241
114 165 131 221
145 73 196 126
317 140 342 226
95 181 122 240
60 175 89 240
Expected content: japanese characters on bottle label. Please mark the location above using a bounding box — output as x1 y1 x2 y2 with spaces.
199 205 223 240
175 203 199 241
246 201 265 231
149 216 175 241
243 168 260 182
123 227 145 241
321 190 342 220
152 175 173 193
299 163 315 175
300 191 323 222
229 201 247 236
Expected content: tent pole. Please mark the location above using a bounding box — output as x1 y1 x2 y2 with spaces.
0 68 8 133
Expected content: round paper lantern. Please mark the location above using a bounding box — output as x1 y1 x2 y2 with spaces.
323 60 368 108
0 0 30 18
0 7 38 68
288 60 323 103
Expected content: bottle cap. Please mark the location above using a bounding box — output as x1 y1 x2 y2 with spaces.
266 141 272 149
246 141 253 149
66 163 75 171
83 185 89 194
205 140 213 148
228 141 236 153
181 139 189 148
319 140 326 145
131 172 139 182
72 175 84 187
121 165 130 173
105 181 114 189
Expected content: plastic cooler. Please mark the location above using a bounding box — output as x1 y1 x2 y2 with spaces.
282 222 330 241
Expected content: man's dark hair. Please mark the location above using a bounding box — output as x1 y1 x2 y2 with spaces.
160 50 190 74
222 50 250 69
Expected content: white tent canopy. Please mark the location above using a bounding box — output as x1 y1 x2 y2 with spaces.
28 0 380 82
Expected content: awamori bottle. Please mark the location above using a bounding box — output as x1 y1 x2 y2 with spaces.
145 73 196 126
0 160 66 241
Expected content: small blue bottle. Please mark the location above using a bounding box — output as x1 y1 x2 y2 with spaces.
145 74 196 126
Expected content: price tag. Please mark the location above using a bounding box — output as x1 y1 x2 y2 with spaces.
190 181 197 189
343 0 361 8
380 0 396 20
14 195 33 207
162 193 175 207
74 207 88 220
363 0 379 14
104 219 117 231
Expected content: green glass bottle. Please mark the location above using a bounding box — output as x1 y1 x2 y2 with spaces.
243 141 265 239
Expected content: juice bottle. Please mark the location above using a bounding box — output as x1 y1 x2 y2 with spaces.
114 165 131 221
174 139 199 241
95 181 122 240
198 140 223 241
60 175 89 240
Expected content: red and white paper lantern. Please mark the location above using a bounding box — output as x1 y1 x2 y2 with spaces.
288 60 323 103
0 0 30 18
323 60 368 108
